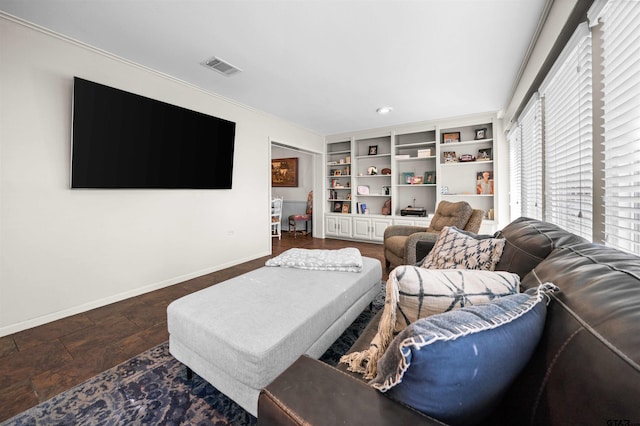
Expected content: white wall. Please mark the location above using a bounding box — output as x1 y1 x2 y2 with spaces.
0 16 324 336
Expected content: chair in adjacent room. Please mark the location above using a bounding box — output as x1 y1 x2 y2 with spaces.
271 197 283 240
288 191 313 238
383 200 484 270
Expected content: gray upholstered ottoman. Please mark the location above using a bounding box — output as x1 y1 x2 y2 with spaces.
167 256 382 416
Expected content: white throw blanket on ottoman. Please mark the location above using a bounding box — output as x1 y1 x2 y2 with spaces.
167 249 382 416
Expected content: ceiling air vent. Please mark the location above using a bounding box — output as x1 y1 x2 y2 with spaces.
201 56 242 76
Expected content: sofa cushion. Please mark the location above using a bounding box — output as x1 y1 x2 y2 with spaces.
370 284 557 426
421 226 505 270
393 266 520 332
493 216 587 279
496 242 640 425
426 200 473 232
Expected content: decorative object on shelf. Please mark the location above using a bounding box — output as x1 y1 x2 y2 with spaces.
441 185 449 195
411 176 424 185
357 185 370 195
402 172 415 184
381 198 392 215
417 148 432 157
357 202 367 214
459 154 476 162
367 166 378 175
272 157 298 187
381 168 392 175
382 185 391 195
339 159 345 164
476 171 494 195
346 155 351 163
478 147 492 161
400 206 427 217
475 127 488 140
424 171 436 184
368 145 378 155
333 201 343 212
329 189 337 200
442 132 461 143
332 169 342 176
347 193 352 200
443 151 458 163
342 203 350 214
344 166 350 175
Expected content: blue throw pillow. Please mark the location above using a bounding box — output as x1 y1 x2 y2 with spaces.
370 283 558 426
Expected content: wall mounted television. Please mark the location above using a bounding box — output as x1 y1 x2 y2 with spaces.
71 77 236 189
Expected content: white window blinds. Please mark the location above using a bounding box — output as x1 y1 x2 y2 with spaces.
518 94 543 220
539 23 593 239
508 125 522 221
598 0 640 253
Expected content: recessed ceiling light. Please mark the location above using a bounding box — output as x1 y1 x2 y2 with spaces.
376 106 393 114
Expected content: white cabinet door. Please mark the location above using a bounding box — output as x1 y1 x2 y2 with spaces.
352 217 391 241
336 215 352 238
325 215 339 237
372 218 392 241
352 217 371 239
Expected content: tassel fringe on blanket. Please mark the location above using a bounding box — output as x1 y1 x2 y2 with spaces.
340 268 401 379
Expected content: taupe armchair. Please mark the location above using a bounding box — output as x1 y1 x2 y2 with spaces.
383 201 484 270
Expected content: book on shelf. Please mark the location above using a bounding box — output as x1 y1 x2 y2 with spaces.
356 202 367 214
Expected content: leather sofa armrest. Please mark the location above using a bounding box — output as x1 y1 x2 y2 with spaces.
258 355 445 426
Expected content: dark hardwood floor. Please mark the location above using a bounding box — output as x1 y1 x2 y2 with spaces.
0 232 386 422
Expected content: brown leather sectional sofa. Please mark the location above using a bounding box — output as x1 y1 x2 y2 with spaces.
257 217 640 425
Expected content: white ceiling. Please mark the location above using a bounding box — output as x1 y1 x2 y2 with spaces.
0 0 547 135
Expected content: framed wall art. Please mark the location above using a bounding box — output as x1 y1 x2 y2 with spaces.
442 132 461 143
271 157 298 187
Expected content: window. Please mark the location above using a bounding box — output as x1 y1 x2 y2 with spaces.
539 23 593 239
597 0 640 253
508 125 522 221
518 94 543 220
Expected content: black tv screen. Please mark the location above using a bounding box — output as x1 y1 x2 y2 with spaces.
71 77 235 189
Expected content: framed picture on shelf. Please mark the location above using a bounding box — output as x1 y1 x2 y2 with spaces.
443 151 458 163
367 166 378 175
271 157 298 187
357 185 370 195
411 176 424 185
424 171 436 184
368 145 378 155
442 132 461 143
342 203 350 214
402 172 415 184
478 147 492 161
333 201 343 212
475 128 488 140
476 171 494 195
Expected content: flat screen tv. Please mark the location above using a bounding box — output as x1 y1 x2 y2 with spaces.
71 77 236 189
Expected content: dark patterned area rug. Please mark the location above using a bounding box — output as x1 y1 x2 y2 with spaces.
2 282 385 426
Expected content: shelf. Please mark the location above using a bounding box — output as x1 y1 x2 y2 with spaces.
395 141 436 148
441 138 493 147
398 184 437 187
328 198 351 202
357 194 391 197
441 160 494 167
356 174 391 178
396 156 436 161
442 194 494 197
355 153 391 160
327 149 351 155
